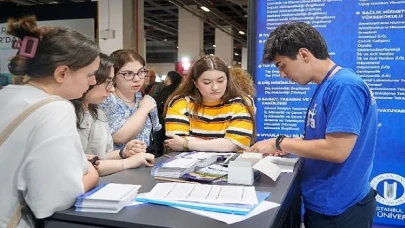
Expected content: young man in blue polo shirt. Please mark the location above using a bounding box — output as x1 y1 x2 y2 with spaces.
249 22 378 227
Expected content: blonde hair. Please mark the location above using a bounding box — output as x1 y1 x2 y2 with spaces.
229 67 255 97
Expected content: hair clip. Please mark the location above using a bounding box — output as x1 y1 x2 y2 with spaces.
18 36 39 58
12 38 22 49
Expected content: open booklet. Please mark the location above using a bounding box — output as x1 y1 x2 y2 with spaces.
136 183 269 215
141 182 258 205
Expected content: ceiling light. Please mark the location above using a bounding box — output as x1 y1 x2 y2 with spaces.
239 31 245 35
213 44 216 48
182 57 190 63
200 6 210 12
234 53 239 56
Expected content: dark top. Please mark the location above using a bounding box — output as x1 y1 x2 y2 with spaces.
145 82 165 100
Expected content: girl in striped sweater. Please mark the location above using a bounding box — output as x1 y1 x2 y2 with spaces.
164 55 255 152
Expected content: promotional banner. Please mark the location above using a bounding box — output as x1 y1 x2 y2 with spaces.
0 26 17 86
0 18 95 86
251 0 405 226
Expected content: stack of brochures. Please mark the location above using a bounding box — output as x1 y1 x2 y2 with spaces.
136 183 269 215
182 164 228 183
75 183 141 213
151 152 218 178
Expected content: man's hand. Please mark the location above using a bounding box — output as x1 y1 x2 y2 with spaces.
247 138 289 156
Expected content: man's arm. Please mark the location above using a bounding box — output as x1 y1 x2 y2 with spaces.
278 133 358 163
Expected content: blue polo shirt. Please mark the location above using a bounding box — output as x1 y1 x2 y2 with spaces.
302 68 378 216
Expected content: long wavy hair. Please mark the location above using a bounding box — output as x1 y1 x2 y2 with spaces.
229 67 256 97
71 53 114 129
165 55 255 132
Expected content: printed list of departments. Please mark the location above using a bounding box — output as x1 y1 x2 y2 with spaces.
258 0 405 134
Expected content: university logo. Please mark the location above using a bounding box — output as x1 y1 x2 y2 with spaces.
370 173 405 206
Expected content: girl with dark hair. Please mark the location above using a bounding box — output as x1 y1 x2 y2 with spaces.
164 55 255 152
99 49 161 156
156 71 182 116
0 16 100 227
154 71 183 155
71 54 155 177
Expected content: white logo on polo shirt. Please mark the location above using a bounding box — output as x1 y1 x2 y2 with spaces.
307 104 317 129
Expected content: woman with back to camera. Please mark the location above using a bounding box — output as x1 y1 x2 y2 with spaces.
99 49 161 156
156 70 183 119
164 55 255 152
72 53 155 177
0 16 100 227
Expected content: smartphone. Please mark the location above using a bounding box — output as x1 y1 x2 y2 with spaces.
88 156 99 165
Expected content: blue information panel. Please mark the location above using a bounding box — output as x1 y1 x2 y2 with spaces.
252 0 405 226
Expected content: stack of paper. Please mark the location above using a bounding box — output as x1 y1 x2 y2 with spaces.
75 183 141 213
151 152 218 178
136 183 265 215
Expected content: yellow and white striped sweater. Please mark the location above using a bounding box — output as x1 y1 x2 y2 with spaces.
165 96 254 150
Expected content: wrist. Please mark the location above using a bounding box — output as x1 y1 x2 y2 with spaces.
136 107 150 115
87 162 98 174
275 135 286 151
183 136 190 151
121 159 126 170
119 146 126 159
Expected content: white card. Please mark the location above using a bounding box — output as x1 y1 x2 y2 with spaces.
253 159 281 181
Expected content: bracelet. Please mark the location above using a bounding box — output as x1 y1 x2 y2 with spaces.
119 146 125 159
275 135 286 151
183 137 190 151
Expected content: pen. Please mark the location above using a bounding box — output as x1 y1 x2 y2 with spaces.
164 154 172 159
154 177 200 184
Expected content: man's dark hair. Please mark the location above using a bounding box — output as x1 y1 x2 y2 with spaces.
262 22 329 63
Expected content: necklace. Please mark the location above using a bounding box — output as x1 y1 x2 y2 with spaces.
115 92 135 103
26 81 47 92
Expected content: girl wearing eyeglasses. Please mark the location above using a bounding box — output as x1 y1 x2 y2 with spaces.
71 53 155 176
99 49 162 156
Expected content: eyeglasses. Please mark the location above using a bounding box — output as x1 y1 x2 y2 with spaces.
118 69 148 81
104 78 115 90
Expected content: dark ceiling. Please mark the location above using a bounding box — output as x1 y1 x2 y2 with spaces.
0 0 248 63
145 0 248 63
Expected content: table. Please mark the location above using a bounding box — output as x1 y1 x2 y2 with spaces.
41 155 302 228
